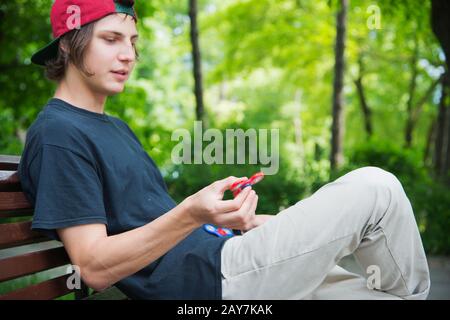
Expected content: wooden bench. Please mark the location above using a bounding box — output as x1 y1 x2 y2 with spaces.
0 155 127 300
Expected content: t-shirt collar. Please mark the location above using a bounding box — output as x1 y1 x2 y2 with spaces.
48 98 110 121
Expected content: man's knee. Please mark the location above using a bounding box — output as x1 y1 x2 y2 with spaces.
347 166 402 192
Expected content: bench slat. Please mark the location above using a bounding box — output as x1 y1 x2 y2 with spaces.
0 154 128 299
0 221 48 250
0 209 33 219
0 274 73 300
0 155 20 171
0 247 70 282
0 171 21 192
0 192 32 212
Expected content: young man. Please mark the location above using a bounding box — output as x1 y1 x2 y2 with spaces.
19 0 430 300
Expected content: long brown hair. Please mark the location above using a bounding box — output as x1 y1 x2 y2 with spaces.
45 22 96 82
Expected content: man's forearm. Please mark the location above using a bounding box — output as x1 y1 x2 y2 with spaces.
82 200 200 290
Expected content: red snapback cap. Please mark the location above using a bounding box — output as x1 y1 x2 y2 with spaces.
31 0 137 66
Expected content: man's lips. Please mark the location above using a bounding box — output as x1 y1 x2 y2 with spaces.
110 70 129 81
111 70 129 75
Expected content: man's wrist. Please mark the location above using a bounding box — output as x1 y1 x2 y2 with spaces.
179 196 202 229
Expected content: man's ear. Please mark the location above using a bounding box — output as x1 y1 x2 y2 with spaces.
59 41 69 55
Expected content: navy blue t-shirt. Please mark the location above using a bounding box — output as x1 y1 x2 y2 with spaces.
18 98 231 299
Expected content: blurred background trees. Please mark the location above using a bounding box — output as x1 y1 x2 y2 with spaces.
0 0 448 253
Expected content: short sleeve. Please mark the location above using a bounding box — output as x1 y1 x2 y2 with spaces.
27 144 107 241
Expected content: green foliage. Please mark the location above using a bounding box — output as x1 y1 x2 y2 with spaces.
0 109 23 154
335 138 428 180
0 0 55 139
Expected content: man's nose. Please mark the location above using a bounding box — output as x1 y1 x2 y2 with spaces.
118 43 135 62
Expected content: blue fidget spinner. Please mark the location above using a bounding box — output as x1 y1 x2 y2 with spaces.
203 224 235 237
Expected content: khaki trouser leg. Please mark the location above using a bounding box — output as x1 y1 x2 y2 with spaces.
221 167 430 300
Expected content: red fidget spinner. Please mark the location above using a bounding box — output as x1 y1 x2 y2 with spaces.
229 172 265 197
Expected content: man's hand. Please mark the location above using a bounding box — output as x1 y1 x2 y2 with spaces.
183 176 259 231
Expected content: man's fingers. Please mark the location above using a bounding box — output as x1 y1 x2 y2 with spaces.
249 193 258 213
215 186 252 212
236 190 256 215
224 189 255 218
218 192 258 229
214 176 247 194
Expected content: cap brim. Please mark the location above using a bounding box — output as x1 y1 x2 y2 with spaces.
31 38 60 66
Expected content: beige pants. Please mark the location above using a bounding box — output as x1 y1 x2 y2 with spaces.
221 166 430 300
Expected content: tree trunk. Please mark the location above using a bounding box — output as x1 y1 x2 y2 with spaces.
293 90 305 167
404 35 419 148
431 0 450 71
430 0 450 182
406 76 441 149
330 0 348 172
424 117 436 166
354 55 373 138
189 0 205 125
433 73 448 178
445 90 450 184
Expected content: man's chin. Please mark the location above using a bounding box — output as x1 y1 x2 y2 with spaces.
105 85 126 96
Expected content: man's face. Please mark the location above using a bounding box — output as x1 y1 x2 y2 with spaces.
78 13 138 95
